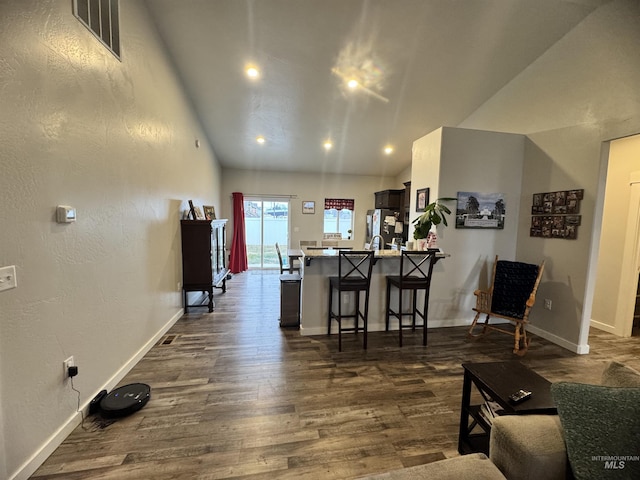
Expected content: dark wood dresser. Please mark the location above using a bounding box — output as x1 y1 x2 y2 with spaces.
180 219 228 312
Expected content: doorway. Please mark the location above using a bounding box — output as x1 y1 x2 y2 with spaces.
590 134 640 337
244 198 291 269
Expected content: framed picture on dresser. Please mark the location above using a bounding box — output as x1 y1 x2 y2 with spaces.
203 205 216 220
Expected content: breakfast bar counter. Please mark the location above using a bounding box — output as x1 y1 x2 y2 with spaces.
298 248 446 336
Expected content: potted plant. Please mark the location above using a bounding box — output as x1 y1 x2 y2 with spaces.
412 197 456 248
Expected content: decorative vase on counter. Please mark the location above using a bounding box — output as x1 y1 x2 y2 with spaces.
426 231 438 249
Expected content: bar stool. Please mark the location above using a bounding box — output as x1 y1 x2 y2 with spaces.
327 250 375 351
385 251 437 347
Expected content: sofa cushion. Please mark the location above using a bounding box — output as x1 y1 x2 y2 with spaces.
357 453 506 480
551 382 640 480
489 414 568 480
600 361 640 388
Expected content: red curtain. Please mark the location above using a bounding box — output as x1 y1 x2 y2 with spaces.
229 192 248 274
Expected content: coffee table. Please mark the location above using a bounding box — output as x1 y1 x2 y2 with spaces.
458 361 557 455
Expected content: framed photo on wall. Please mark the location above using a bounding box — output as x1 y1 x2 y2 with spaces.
455 191 505 229
416 188 429 212
302 201 315 214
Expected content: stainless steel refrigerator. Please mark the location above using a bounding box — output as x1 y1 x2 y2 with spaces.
365 209 401 249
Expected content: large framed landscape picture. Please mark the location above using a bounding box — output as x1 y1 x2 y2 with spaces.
455 192 505 229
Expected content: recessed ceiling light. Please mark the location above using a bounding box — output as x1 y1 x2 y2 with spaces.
384 145 394 155
256 136 265 144
246 66 260 79
347 79 359 90
323 140 333 151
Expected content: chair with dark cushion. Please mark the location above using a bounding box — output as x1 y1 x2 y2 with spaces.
328 250 375 351
385 251 438 347
468 255 545 355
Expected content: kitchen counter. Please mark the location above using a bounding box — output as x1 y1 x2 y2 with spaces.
298 248 447 337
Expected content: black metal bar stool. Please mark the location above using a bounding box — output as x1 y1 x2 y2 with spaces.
385 251 437 347
327 250 375 351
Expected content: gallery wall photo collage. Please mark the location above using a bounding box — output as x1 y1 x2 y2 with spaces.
530 189 583 239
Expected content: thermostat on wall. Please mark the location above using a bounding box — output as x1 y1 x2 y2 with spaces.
56 205 76 223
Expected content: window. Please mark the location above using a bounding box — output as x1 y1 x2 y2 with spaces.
74 0 121 59
323 198 354 239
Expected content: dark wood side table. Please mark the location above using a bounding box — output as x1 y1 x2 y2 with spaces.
458 361 557 455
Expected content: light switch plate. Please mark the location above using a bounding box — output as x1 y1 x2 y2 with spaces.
0 265 17 292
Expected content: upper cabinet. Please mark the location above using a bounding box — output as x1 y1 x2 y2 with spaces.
374 189 404 210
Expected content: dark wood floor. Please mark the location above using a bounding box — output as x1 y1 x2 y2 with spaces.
33 270 640 479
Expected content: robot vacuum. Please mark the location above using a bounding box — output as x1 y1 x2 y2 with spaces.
99 383 151 418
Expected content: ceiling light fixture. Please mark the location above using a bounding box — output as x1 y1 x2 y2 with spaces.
256 136 265 144
384 145 394 155
331 68 389 103
246 66 260 79
323 140 333 151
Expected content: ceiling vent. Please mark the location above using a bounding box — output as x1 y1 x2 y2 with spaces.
73 0 121 59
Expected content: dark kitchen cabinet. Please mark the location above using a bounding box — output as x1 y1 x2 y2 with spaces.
374 189 404 209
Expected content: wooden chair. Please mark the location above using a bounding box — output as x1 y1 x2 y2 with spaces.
385 251 438 347
468 255 545 356
275 242 300 274
328 250 374 351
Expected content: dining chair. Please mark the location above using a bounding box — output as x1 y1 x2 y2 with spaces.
275 242 300 274
385 251 438 347
327 250 374 351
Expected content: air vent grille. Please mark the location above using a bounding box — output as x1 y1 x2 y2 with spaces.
73 0 120 59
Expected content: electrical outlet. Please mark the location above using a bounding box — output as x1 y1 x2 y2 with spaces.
63 356 75 377
544 299 552 310
0 265 17 292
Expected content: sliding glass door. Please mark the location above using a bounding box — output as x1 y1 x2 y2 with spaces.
244 198 291 269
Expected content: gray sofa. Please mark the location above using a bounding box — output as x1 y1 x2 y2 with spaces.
360 361 640 480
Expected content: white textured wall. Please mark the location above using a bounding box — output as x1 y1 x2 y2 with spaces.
460 0 640 352
221 168 401 249
411 127 525 325
0 1 221 478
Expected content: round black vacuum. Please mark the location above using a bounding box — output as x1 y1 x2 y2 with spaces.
100 383 151 418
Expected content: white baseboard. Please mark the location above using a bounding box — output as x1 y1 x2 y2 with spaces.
590 319 618 335
10 309 184 480
526 324 589 354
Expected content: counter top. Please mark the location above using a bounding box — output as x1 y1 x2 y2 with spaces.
302 248 447 259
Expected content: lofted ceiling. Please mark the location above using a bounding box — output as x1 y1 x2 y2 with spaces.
144 0 608 176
